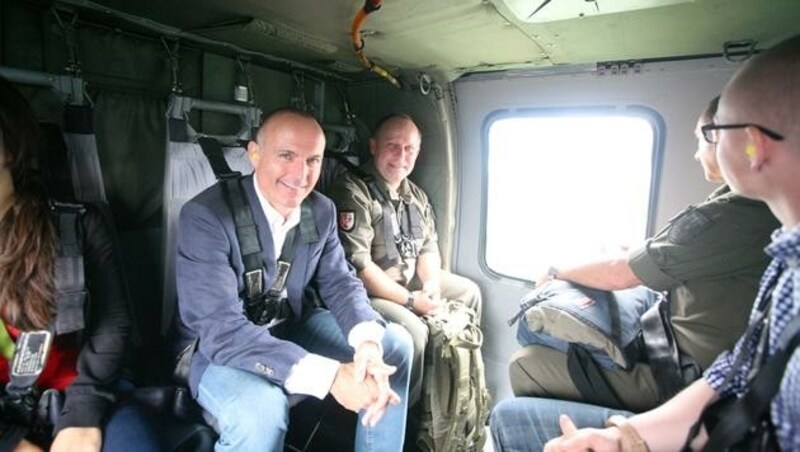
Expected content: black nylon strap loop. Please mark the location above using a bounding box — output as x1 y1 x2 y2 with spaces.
641 299 686 400
566 343 624 409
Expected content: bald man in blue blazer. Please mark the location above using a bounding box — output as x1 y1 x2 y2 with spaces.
176 108 412 452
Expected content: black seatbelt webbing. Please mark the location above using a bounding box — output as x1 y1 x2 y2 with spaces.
402 200 423 238
221 177 263 300
197 136 262 297
266 227 298 300
701 313 800 451
52 203 87 336
198 136 236 178
365 178 401 268
265 201 318 304
641 299 686 400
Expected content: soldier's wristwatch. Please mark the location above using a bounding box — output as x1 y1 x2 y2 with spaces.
405 294 415 311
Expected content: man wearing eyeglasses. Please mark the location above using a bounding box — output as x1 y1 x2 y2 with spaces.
508 96 779 413
492 33 800 452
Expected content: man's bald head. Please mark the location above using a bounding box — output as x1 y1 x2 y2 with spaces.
256 107 323 145
722 35 800 142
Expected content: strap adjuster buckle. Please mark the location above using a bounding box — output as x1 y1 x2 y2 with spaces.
244 269 263 299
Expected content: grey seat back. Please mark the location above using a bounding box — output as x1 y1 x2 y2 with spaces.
62 104 108 205
162 95 261 336
0 66 105 205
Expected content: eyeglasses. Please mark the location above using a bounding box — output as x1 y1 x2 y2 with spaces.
700 123 784 144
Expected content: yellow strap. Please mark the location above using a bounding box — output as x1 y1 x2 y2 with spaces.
0 320 16 360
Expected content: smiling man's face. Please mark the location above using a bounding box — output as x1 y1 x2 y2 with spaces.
248 111 325 217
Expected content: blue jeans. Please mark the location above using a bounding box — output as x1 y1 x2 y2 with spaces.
490 397 633 452
197 309 413 452
102 401 163 452
97 380 163 451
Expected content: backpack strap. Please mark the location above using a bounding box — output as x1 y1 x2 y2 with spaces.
640 299 700 401
566 343 624 409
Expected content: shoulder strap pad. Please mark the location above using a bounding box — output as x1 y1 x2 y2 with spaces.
51 201 88 335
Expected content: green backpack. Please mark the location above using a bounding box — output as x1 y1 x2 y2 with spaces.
416 301 491 452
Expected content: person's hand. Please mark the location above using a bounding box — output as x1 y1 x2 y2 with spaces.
13 438 44 452
330 362 380 412
410 290 443 316
422 280 441 304
543 415 622 452
353 341 401 427
534 272 555 290
50 426 102 452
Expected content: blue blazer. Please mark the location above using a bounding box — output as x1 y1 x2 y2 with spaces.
176 175 381 394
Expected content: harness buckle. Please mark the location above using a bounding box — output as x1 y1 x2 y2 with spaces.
396 234 418 259
244 269 264 299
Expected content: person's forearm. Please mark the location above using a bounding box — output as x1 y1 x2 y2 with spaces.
416 252 441 287
555 258 642 291
628 379 716 450
359 262 411 304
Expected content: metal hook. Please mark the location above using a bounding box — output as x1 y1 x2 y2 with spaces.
235 56 255 104
290 71 309 112
52 8 81 76
161 37 183 94
417 72 432 96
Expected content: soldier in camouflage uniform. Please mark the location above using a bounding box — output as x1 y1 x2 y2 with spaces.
329 113 482 406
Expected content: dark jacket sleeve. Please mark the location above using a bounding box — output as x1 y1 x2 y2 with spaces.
56 205 131 432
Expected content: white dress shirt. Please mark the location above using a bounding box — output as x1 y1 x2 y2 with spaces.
251 174 384 399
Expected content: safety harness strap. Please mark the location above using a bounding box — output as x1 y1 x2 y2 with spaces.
681 275 780 451
53 203 87 335
196 137 261 300
363 177 402 269
702 314 800 451
198 137 237 179
197 136 315 324
221 177 264 301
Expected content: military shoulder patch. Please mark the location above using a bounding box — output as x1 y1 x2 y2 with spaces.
338 210 355 232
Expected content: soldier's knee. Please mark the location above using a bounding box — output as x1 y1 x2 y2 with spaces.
508 345 568 397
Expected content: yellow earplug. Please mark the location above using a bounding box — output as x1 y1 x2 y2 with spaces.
745 145 756 157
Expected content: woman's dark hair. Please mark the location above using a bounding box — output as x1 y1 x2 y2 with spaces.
0 76 57 329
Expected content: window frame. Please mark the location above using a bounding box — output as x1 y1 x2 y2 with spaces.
477 105 666 282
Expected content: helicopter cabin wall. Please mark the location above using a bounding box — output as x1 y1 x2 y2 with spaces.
0 0 375 357
452 57 742 404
